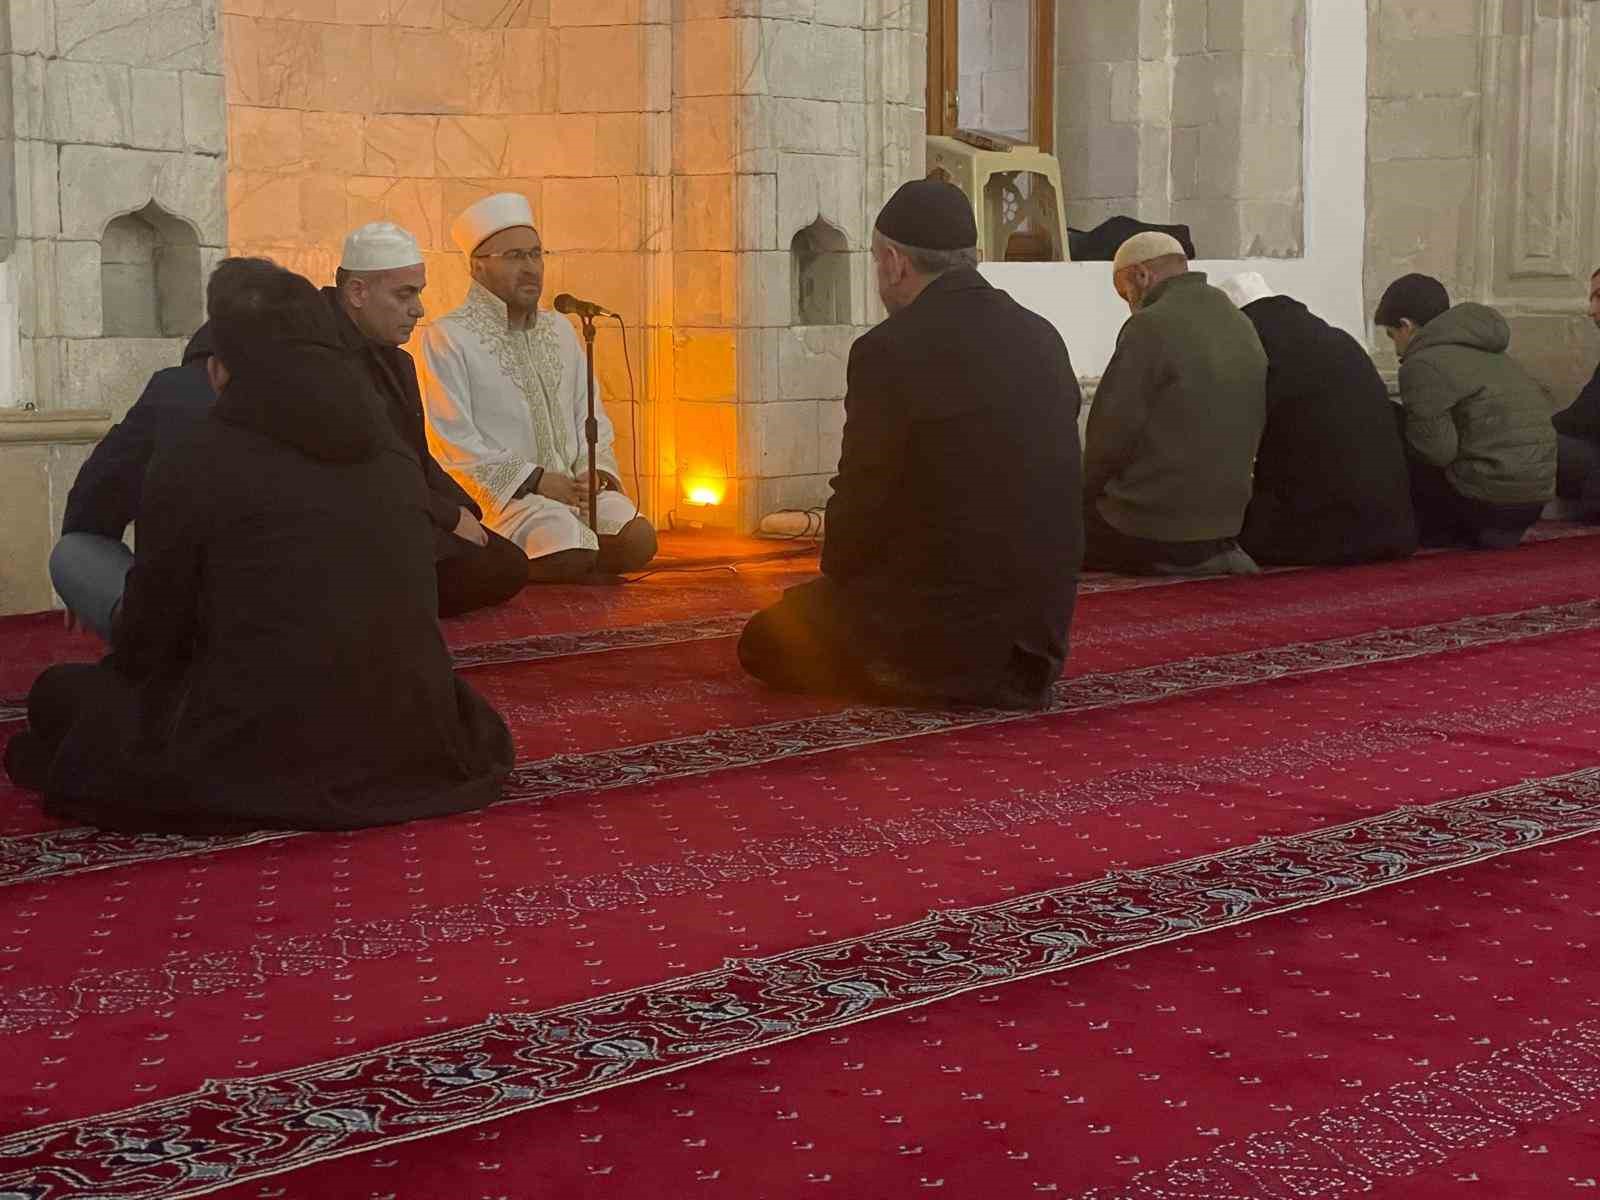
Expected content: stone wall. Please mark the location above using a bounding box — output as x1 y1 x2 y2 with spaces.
223 0 671 516
0 0 226 614
1365 0 1600 398
1055 0 1304 259
956 0 1030 141
8 0 226 415
675 0 924 530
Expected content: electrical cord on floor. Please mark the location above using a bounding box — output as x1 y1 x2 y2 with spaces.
762 507 826 540
610 313 642 502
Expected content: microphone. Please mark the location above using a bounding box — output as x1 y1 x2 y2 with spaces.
553 293 617 319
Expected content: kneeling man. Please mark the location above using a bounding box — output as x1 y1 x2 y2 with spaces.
738 181 1083 709
1219 272 1417 565
4 259 514 832
1083 234 1266 575
421 193 656 581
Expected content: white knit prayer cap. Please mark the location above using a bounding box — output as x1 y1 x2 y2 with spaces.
1217 272 1276 309
451 192 536 256
339 221 424 272
1111 231 1188 272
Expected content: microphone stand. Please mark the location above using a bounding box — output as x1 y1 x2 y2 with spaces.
579 311 600 537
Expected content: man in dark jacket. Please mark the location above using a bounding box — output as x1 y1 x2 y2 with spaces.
327 221 526 615
1551 266 1600 520
1082 233 1266 575
50 328 215 638
1217 273 1417 565
2 258 513 833
737 180 1083 709
1376 273 1556 548
50 223 525 635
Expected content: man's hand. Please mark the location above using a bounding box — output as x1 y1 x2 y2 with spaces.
535 472 587 511
452 506 489 547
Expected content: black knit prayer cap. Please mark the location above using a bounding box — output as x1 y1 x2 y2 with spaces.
1374 273 1451 328
874 179 978 251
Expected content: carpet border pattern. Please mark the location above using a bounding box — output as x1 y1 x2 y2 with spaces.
1092 1018 1600 1198
2 598 1598 891
3 768 1600 1198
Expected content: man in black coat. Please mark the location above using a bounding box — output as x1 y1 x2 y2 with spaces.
1218 273 1418 565
50 223 525 636
1551 266 1600 520
3 258 513 833
326 221 525 615
738 180 1083 708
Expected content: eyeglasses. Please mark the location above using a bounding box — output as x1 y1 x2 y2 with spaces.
473 248 549 265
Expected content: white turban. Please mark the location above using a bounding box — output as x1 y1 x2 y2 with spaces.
451 192 536 256
1111 231 1188 272
340 222 423 272
1217 272 1276 309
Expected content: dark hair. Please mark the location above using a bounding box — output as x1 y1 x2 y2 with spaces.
206 257 327 371
334 266 352 290
1373 273 1451 329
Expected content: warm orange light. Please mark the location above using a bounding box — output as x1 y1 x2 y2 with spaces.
686 482 724 506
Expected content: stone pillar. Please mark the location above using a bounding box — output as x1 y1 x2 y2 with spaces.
1056 0 1304 260
665 0 920 531
1055 0 1174 231
1364 0 1600 397
1365 0 1490 335
1171 0 1305 257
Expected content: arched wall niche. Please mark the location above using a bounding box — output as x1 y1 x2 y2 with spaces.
790 218 851 327
101 202 203 339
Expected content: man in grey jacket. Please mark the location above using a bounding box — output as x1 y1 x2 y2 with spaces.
1082 233 1267 575
1376 273 1555 548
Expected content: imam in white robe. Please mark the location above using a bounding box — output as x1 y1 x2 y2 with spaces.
419 281 640 559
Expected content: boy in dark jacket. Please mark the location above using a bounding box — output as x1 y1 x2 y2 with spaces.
1219 273 1416 565
1376 273 1556 548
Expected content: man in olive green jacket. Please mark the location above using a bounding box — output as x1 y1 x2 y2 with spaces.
1376 273 1556 549
1082 233 1267 575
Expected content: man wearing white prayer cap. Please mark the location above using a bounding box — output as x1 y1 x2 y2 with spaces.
1216 272 1417 566
418 192 656 581
1081 232 1266 576
330 221 528 617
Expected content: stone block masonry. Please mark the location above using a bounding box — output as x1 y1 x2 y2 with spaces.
0 0 227 611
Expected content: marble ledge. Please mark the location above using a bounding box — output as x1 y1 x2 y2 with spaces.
0 408 113 445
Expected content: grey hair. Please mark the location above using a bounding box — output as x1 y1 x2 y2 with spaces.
879 234 979 277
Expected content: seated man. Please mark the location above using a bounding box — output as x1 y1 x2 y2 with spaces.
738 180 1083 709
421 193 656 582
1551 266 1600 521
1218 272 1418 565
327 222 527 616
1376 273 1555 548
1082 233 1266 575
2 258 514 833
46 222 526 634
50 328 214 639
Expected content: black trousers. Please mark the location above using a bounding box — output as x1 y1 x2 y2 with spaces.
435 529 527 617
737 577 1055 709
1081 498 1233 574
1406 458 1543 549
2 662 114 793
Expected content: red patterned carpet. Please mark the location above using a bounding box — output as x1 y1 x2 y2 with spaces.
3 529 1600 1197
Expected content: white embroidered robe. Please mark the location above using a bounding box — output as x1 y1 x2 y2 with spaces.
419 282 640 558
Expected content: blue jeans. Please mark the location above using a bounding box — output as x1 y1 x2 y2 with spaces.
49 533 134 640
